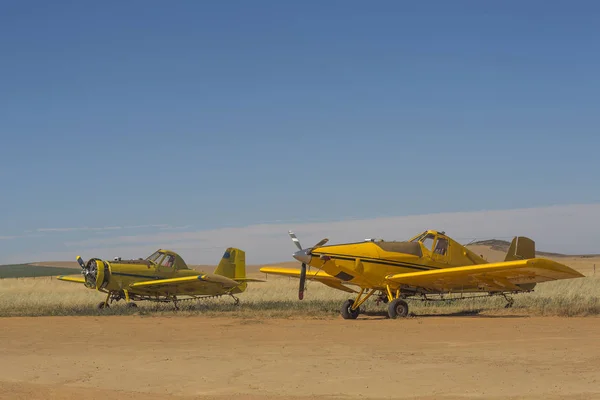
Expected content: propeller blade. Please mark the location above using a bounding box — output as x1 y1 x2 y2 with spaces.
289 230 303 251
76 256 86 269
298 262 307 300
312 238 329 249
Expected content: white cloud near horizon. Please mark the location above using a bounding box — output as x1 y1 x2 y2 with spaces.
4 203 600 265
35 224 170 233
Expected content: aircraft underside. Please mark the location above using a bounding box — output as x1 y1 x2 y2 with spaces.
341 286 530 319
97 289 241 310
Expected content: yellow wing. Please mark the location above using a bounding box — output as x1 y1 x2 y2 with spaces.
128 274 241 295
260 267 358 293
56 275 86 284
385 258 585 293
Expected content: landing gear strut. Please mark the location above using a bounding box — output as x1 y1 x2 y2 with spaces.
97 290 138 309
98 291 112 309
384 285 410 319
229 294 240 306
502 293 515 308
340 288 376 320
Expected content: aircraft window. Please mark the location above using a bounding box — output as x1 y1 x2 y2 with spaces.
434 238 448 255
146 251 162 262
410 232 428 242
420 234 435 251
161 255 175 268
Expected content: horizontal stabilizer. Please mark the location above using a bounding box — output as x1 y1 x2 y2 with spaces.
234 277 265 282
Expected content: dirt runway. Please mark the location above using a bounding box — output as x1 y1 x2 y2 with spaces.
0 315 599 399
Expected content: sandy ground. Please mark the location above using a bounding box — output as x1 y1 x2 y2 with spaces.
1 316 599 400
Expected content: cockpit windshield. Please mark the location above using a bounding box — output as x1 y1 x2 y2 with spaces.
410 232 428 242
146 250 163 263
410 231 435 252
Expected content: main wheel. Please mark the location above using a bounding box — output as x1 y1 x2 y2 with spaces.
126 302 138 308
97 302 109 309
387 299 409 319
341 299 360 320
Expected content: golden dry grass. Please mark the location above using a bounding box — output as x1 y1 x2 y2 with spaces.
3 245 599 318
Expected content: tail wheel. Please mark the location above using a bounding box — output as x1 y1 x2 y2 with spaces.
387 299 409 319
341 299 360 320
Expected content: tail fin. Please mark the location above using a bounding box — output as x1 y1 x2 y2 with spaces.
214 248 247 291
505 236 535 261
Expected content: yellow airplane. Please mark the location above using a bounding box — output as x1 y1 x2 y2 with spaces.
260 230 585 319
58 247 262 309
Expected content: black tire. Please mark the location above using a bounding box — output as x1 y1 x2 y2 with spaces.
97 302 109 309
341 299 360 320
126 302 138 308
387 299 409 319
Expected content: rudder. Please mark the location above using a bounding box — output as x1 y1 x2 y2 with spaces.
505 236 535 261
214 248 247 291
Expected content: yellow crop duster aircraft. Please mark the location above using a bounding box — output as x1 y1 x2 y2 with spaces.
260 230 584 319
58 247 262 309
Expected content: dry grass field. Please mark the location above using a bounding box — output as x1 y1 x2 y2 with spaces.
1 273 599 318
1 252 599 318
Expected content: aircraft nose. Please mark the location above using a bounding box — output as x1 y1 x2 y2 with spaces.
293 250 312 264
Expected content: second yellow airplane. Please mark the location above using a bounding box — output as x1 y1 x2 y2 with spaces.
58 247 263 309
260 230 584 319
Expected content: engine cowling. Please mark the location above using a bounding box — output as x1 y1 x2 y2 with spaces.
82 258 111 290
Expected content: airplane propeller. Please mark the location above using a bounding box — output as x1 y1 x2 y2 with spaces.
288 231 329 300
76 255 98 288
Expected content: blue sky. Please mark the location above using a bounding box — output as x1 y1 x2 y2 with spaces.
1 1 599 263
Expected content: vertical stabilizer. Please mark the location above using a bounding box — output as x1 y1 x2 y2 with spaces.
214 248 247 291
505 237 535 261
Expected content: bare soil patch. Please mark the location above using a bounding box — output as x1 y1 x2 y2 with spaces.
0 316 598 399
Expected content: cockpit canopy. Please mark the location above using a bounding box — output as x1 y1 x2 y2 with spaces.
145 249 188 270
410 230 449 256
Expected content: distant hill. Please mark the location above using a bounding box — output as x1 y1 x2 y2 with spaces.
0 264 78 279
